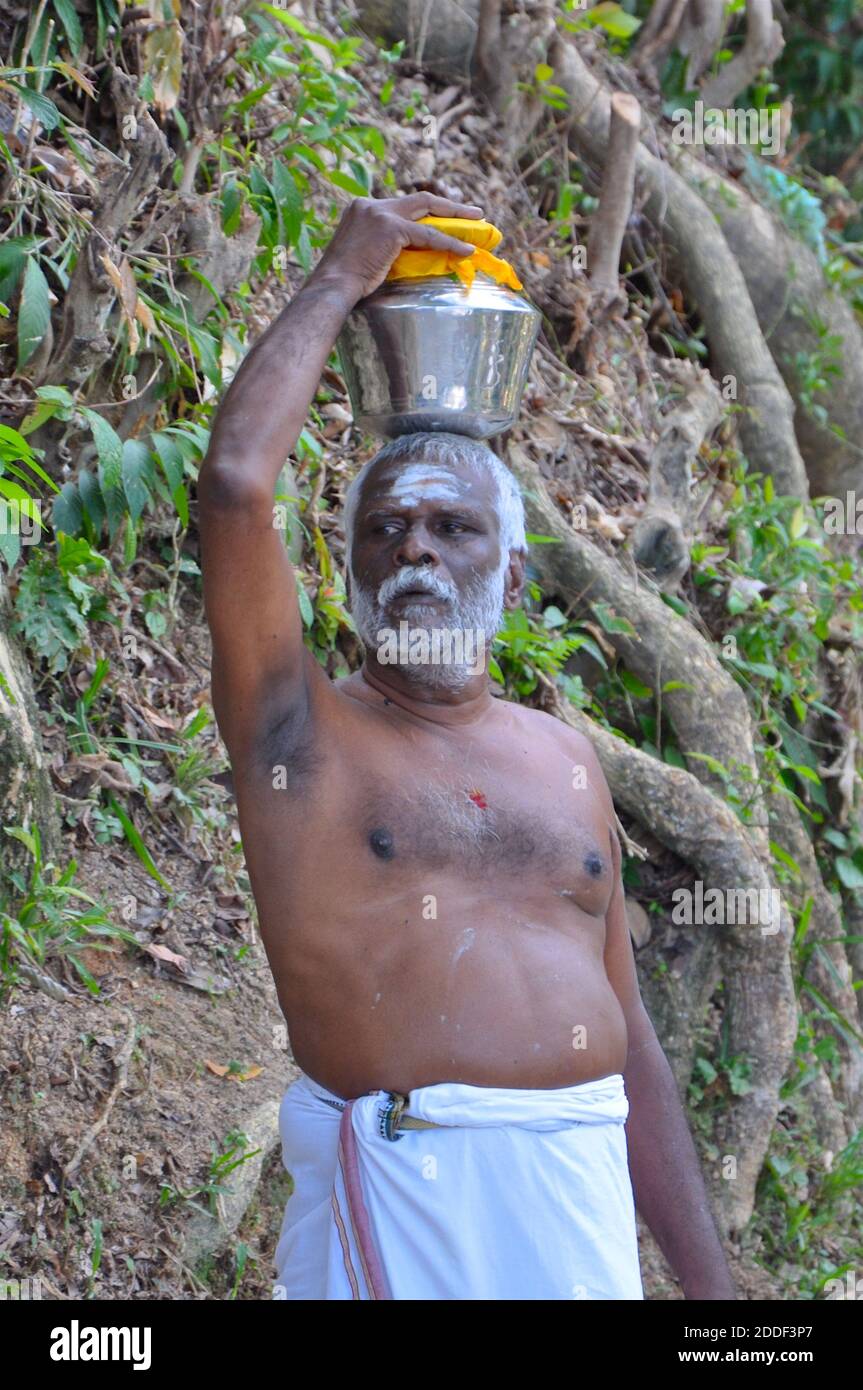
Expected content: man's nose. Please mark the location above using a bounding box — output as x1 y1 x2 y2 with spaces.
394 524 438 567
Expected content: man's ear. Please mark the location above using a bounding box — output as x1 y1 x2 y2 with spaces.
503 549 527 610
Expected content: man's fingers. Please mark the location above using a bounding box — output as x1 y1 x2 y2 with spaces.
405 224 477 257
399 192 484 221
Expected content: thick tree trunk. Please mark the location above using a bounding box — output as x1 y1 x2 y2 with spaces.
355 0 480 78
686 157 863 497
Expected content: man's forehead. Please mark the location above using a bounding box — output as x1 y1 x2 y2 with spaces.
361 456 493 510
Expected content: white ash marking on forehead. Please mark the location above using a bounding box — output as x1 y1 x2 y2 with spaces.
377 464 475 508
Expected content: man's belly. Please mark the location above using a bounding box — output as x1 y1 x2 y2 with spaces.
263 889 629 1099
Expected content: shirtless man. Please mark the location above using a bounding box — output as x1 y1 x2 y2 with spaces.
197 193 735 1301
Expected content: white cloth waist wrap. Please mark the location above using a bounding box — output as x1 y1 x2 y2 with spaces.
273 1070 644 1301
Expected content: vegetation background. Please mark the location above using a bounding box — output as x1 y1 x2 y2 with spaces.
0 0 861 1300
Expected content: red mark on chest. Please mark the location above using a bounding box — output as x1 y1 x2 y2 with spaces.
466 788 488 810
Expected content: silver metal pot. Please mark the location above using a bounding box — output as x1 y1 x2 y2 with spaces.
336 273 541 439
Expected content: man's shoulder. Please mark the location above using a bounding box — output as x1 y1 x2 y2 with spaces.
503 696 595 752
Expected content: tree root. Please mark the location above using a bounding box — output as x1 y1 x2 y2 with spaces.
679 152 863 496
677 0 729 90
629 362 724 589
547 31 810 498
589 92 642 303
701 0 785 109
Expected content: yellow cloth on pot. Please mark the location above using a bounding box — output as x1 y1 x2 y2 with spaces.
387 216 523 291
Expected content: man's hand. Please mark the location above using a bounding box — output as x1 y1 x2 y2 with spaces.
308 192 486 303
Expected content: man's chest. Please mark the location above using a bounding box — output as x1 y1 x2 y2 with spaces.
241 695 615 915
358 747 610 890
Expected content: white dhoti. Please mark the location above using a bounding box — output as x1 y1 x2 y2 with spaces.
273 1070 643 1301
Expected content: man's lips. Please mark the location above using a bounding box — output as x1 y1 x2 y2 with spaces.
391 589 444 602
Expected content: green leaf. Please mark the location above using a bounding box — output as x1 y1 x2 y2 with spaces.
591 600 636 636
260 4 338 49
7 83 61 132
591 2 642 38
0 422 36 462
296 580 313 628
0 234 40 303
296 222 312 274
792 764 821 785
151 432 184 493
359 124 386 159
0 509 21 568
77 469 105 530
535 63 554 82
51 481 84 537
684 751 731 782
271 159 302 246
618 669 653 698
836 856 863 890
325 168 370 199
4 826 38 859
123 514 137 565
52 0 84 51
770 840 801 877
221 179 244 237
172 482 188 529
822 828 848 850
121 439 155 524
17 256 51 368
660 592 688 616
106 794 170 891
20 397 62 435
81 410 125 539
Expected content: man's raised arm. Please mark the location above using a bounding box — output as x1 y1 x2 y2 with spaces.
196 194 482 757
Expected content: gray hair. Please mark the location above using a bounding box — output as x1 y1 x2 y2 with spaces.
342 432 527 575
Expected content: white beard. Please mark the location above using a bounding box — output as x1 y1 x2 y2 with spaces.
349 560 507 692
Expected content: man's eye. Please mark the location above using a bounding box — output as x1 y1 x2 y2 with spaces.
442 522 467 533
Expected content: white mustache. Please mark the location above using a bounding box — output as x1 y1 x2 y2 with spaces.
378 567 457 606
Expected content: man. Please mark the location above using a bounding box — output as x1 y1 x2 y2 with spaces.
197 193 735 1301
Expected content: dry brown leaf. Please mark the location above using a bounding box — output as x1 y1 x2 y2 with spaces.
580 621 618 661
139 704 177 729
53 61 97 100
99 252 140 354
135 297 156 334
143 20 184 115
67 752 136 791
205 1061 263 1082
144 943 189 973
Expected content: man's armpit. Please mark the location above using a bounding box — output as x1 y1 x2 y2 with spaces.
251 681 323 790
